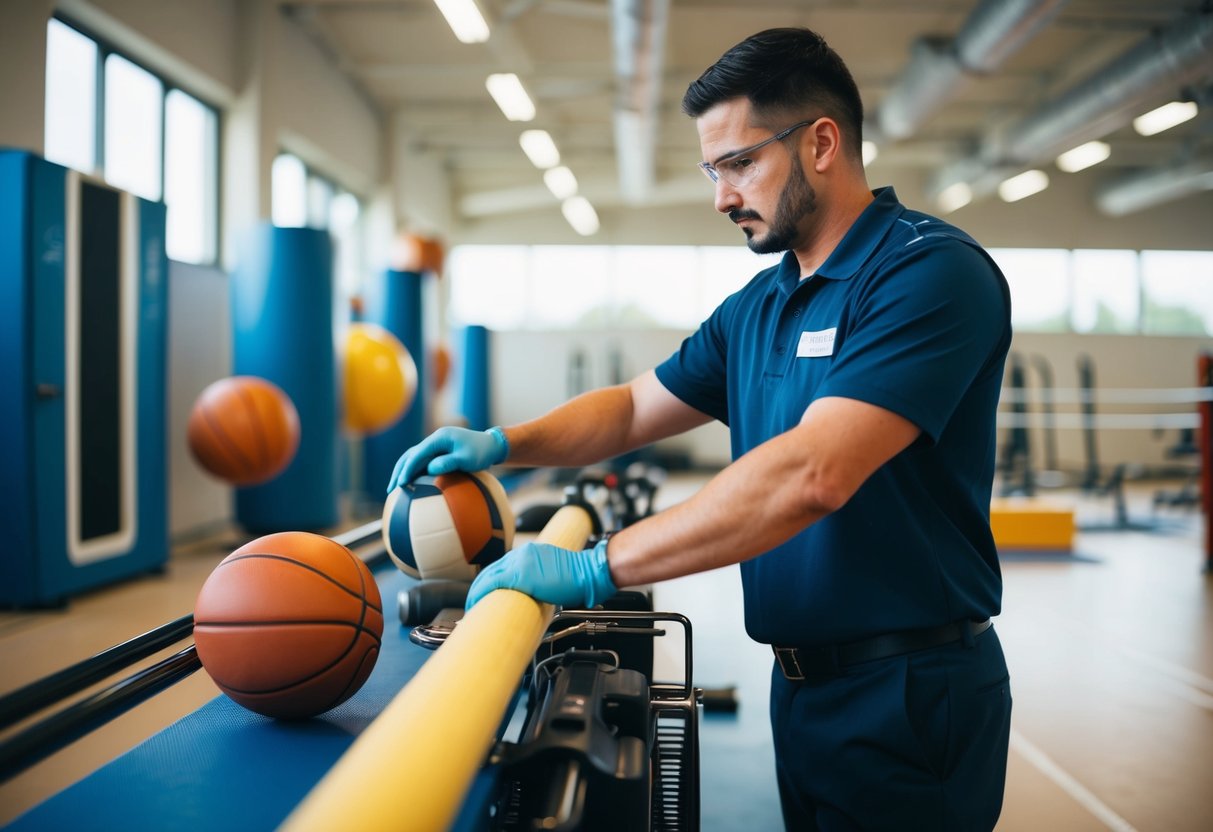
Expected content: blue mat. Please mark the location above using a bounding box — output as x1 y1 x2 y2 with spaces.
6 568 501 832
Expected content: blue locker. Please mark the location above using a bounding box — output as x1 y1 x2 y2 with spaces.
0 151 168 607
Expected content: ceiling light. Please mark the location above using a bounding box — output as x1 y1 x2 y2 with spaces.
519 130 560 169
485 74 535 122
1133 101 1198 136
998 169 1049 202
862 141 878 167
936 182 972 214
433 0 489 44
544 166 578 200
1056 140 1111 173
561 196 599 236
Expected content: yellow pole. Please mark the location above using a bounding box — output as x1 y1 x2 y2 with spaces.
280 504 594 832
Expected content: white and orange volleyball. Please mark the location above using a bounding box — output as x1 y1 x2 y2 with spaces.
383 471 514 580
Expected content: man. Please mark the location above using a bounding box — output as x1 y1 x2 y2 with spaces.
388 27 1012 831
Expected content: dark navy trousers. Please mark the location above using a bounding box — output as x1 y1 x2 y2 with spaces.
769 626 1012 831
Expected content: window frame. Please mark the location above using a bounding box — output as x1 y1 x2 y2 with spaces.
47 14 222 267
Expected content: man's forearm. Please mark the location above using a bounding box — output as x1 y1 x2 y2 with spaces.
502 385 638 468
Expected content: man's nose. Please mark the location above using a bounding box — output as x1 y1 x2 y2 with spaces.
714 178 741 214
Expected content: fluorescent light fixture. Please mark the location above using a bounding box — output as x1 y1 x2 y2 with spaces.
543 166 578 200
862 141 878 167
561 196 599 236
433 0 489 44
998 169 1049 202
485 73 535 122
519 130 560 169
1056 140 1111 173
937 182 972 214
1133 101 1198 136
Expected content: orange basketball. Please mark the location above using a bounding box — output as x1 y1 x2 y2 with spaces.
187 376 300 486
193 532 384 720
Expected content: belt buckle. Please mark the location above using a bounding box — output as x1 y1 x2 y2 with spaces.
774 647 805 681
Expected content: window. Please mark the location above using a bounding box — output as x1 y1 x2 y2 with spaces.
988 248 1071 333
1071 250 1139 334
271 154 308 227
1141 250 1213 336
43 18 220 265
44 19 96 174
103 54 163 201
165 90 218 264
447 245 781 330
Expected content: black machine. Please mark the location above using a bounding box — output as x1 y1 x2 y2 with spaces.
401 466 703 831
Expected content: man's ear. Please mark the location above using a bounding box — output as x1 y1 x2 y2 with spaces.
809 118 843 173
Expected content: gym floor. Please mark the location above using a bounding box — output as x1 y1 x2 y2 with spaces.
1 473 1209 831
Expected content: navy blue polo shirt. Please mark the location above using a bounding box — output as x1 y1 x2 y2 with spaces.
655 187 1011 646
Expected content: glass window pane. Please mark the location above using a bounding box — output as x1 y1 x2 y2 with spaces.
271 154 307 227
329 191 362 297
448 246 527 329
104 54 163 201
529 247 611 328
988 248 1071 332
613 247 699 328
1141 250 1213 336
1071 250 1139 334
164 90 217 264
307 176 333 229
44 20 97 173
697 247 782 321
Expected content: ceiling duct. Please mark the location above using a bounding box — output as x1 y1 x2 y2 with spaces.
931 9 1213 202
611 0 669 204
876 0 1068 142
1095 149 1213 216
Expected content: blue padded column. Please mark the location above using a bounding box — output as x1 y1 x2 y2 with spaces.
232 225 338 532
460 324 491 431
360 268 426 499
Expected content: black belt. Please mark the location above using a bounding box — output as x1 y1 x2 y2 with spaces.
772 619 993 681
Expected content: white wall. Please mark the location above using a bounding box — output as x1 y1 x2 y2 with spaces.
167 261 231 535
485 327 1212 475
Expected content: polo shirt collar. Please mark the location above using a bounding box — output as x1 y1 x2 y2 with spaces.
772 186 906 295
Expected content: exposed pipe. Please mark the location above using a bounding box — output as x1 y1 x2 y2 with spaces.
1095 149 1213 216
931 9 1213 203
876 0 1068 142
990 12 1213 164
610 0 668 203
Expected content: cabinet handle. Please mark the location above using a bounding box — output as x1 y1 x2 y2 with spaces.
35 384 61 399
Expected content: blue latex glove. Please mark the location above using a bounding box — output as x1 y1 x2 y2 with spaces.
386 426 509 492
466 539 617 611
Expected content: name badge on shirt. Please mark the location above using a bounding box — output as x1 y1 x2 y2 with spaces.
797 327 837 358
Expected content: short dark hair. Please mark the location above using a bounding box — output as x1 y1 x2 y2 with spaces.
682 28 864 161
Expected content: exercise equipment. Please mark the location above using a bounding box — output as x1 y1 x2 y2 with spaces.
383 471 514 580
360 267 427 498
0 151 168 607
989 498 1075 551
281 504 595 832
232 224 338 532
194 531 383 720
343 322 418 435
187 376 301 486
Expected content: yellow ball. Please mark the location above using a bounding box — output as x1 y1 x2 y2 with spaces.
343 323 418 434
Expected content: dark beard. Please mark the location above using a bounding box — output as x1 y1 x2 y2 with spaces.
745 158 817 254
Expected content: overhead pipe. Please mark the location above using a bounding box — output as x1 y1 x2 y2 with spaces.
876 0 1068 141
1095 149 1213 216
611 0 669 203
930 9 1213 203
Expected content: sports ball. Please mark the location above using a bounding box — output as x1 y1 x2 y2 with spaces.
193 532 383 720
187 376 300 486
343 323 418 435
383 471 514 580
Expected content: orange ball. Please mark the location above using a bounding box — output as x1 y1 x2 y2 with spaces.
193 532 384 720
187 376 300 486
